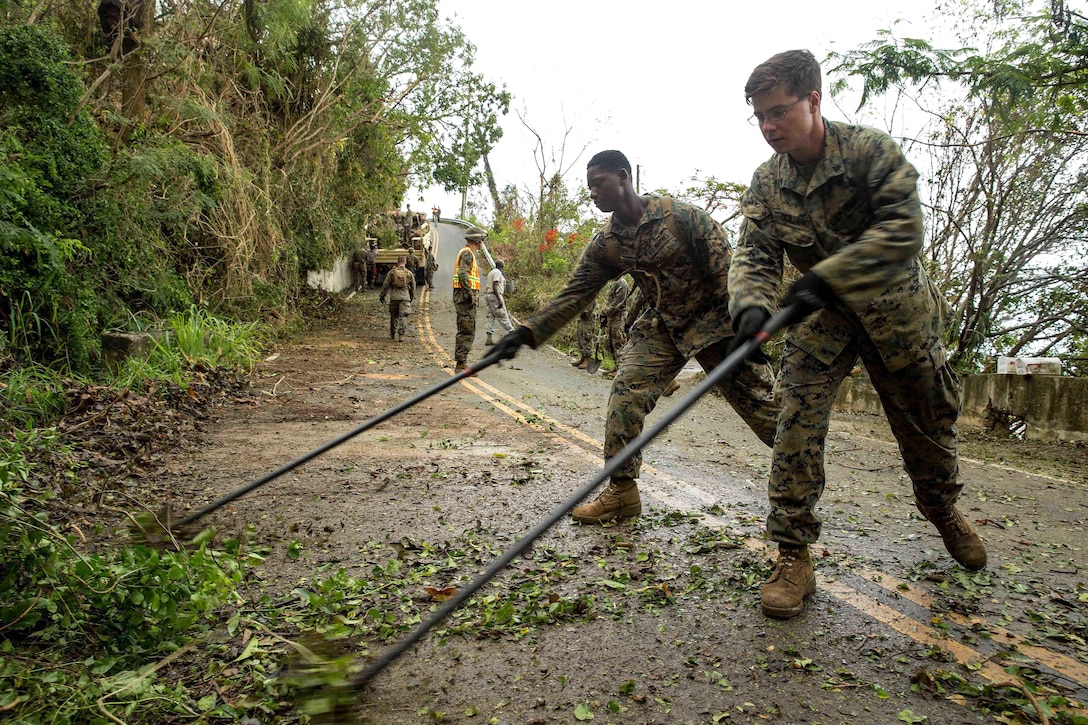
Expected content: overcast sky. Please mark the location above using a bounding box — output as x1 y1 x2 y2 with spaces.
416 0 944 223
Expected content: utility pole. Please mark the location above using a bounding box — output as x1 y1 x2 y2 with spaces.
460 118 469 218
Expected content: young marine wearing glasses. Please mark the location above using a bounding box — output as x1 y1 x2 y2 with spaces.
727 49 987 619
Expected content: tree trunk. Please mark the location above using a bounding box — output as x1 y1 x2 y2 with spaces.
97 0 153 122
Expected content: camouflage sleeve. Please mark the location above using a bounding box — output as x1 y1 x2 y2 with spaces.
812 130 925 310
522 233 621 348
380 270 393 297
729 189 785 319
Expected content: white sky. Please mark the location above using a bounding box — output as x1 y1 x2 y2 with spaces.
415 0 943 222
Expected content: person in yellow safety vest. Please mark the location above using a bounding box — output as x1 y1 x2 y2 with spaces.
452 233 484 369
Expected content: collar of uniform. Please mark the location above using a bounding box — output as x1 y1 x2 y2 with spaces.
776 119 847 196
603 194 665 239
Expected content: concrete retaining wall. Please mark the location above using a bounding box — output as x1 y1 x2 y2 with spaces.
306 257 353 293
835 373 1088 443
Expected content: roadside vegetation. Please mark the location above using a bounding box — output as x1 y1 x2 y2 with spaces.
2 0 1087 721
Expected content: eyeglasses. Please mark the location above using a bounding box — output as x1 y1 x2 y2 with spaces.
748 97 805 126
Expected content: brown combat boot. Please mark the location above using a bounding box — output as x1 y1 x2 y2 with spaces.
663 379 680 396
453 359 466 371
571 478 641 524
761 545 816 619
571 355 586 367
917 503 988 570
485 334 494 346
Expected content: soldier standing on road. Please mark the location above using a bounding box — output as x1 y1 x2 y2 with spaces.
484 259 515 346
424 244 438 290
379 256 414 341
571 299 598 370
366 241 378 287
599 276 632 378
487 149 779 524
351 245 368 291
452 233 484 369
727 49 987 620
402 206 413 247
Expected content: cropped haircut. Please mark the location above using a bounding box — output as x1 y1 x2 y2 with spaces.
744 49 821 103
587 150 631 175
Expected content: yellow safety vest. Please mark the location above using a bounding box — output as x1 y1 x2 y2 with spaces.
452 246 480 290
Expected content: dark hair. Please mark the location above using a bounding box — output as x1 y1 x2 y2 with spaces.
587 150 631 175
745 49 821 103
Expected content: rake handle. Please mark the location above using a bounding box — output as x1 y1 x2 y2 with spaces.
177 351 508 528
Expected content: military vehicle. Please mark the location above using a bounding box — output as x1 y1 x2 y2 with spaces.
366 210 431 285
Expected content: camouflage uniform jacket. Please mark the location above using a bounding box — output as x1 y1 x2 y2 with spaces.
524 195 735 358
602 277 630 321
380 267 414 302
729 120 949 373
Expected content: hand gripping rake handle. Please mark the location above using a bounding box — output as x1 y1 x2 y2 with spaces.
174 352 509 529
349 305 794 689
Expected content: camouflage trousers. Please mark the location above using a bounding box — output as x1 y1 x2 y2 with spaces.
425 269 435 289
603 314 778 480
768 332 962 547
484 293 514 336
603 314 626 364
453 290 477 363
576 310 596 359
388 299 412 338
352 262 368 289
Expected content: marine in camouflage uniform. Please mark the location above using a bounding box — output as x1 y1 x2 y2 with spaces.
424 245 438 289
728 49 986 620
379 256 414 341
452 235 483 369
493 150 778 525
572 299 597 369
599 276 631 376
351 246 368 291
365 243 378 286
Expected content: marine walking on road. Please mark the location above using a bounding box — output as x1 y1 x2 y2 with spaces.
484 259 515 346
379 255 415 342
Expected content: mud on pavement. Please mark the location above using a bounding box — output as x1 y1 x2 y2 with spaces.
136 285 1087 724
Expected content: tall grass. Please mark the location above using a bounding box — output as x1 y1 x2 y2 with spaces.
0 365 68 434
167 305 268 370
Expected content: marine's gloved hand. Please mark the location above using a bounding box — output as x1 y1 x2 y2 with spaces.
378 296 386 304
491 326 533 361
782 271 836 326
726 307 770 363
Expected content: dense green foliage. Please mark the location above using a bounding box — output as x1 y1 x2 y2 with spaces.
0 25 112 370
0 430 254 722
0 0 507 376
